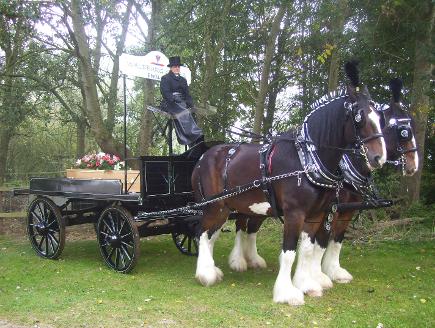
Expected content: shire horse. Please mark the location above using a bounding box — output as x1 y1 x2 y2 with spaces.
191 62 386 305
228 78 419 293
312 78 419 287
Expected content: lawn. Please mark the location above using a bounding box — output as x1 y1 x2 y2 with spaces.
0 221 433 328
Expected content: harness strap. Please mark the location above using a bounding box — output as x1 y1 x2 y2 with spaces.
358 133 384 144
223 143 242 192
259 144 281 218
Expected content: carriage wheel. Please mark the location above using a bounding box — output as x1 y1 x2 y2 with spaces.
172 221 199 256
26 197 65 259
97 205 140 273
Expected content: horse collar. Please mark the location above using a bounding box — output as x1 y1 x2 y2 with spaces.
296 125 343 189
339 154 379 201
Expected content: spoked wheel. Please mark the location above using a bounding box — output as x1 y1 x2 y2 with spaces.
172 221 199 256
97 205 139 273
26 197 65 259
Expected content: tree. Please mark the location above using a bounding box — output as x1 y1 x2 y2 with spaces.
402 1 434 202
67 0 134 159
252 4 287 138
0 2 40 184
135 0 161 155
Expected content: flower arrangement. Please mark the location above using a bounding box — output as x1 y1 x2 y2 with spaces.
75 152 125 170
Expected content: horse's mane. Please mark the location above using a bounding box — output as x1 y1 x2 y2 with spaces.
303 89 348 149
308 89 347 113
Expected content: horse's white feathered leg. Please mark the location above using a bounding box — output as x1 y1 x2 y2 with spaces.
322 240 353 283
273 250 304 305
229 230 248 272
293 232 323 297
208 229 223 281
244 232 267 269
196 231 223 286
311 241 333 289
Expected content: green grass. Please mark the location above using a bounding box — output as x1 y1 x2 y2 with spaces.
0 223 434 328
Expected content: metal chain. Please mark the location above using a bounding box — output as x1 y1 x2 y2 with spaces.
135 165 317 220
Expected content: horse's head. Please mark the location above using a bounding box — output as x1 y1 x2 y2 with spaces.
343 61 386 170
378 78 419 176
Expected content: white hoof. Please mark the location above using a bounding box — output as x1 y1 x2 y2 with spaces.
331 267 353 283
293 276 323 297
312 271 333 289
215 266 224 281
273 284 305 305
196 265 220 287
229 254 248 272
247 255 267 269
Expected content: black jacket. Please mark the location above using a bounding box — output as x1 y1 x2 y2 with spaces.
160 71 193 108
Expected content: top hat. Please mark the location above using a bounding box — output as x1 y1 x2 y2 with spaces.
167 56 184 67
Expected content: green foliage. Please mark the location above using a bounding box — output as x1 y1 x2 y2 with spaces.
0 0 433 206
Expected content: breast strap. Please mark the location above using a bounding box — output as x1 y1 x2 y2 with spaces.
295 126 343 189
339 154 380 202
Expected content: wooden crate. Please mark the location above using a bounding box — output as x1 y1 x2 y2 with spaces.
66 169 141 193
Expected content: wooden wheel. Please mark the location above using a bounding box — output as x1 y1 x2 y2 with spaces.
26 197 65 259
172 221 199 256
97 205 140 273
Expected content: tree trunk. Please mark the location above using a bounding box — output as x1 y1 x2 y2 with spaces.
197 0 232 128
263 16 291 135
327 0 348 92
0 128 13 185
252 5 287 139
70 0 132 159
138 79 155 155
401 1 434 202
76 121 86 159
106 0 133 134
137 0 160 155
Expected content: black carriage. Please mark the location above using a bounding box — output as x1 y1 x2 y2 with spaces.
14 106 210 273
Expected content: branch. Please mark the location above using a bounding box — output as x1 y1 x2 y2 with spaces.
132 0 151 27
3 73 87 126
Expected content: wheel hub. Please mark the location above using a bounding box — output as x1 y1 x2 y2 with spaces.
35 222 48 235
108 234 121 248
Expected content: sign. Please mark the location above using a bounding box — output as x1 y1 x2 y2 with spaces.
119 51 191 84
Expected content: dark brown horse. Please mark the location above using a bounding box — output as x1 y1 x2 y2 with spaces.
311 78 419 288
229 78 419 295
191 62 386 305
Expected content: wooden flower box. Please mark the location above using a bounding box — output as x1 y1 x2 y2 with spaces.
66 169 141 193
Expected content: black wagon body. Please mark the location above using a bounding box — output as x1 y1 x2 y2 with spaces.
14 146 207 273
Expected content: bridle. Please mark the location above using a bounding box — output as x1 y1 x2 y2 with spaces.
344 98 384 167
377 103 418 173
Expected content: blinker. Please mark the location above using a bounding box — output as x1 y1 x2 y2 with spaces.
398 125 413 142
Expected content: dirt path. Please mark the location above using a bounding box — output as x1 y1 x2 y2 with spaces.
0 319 53 328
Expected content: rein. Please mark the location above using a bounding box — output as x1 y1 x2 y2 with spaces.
226 126 271 142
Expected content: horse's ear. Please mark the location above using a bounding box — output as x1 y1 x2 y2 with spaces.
389 78 403 103
345 60 360 88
